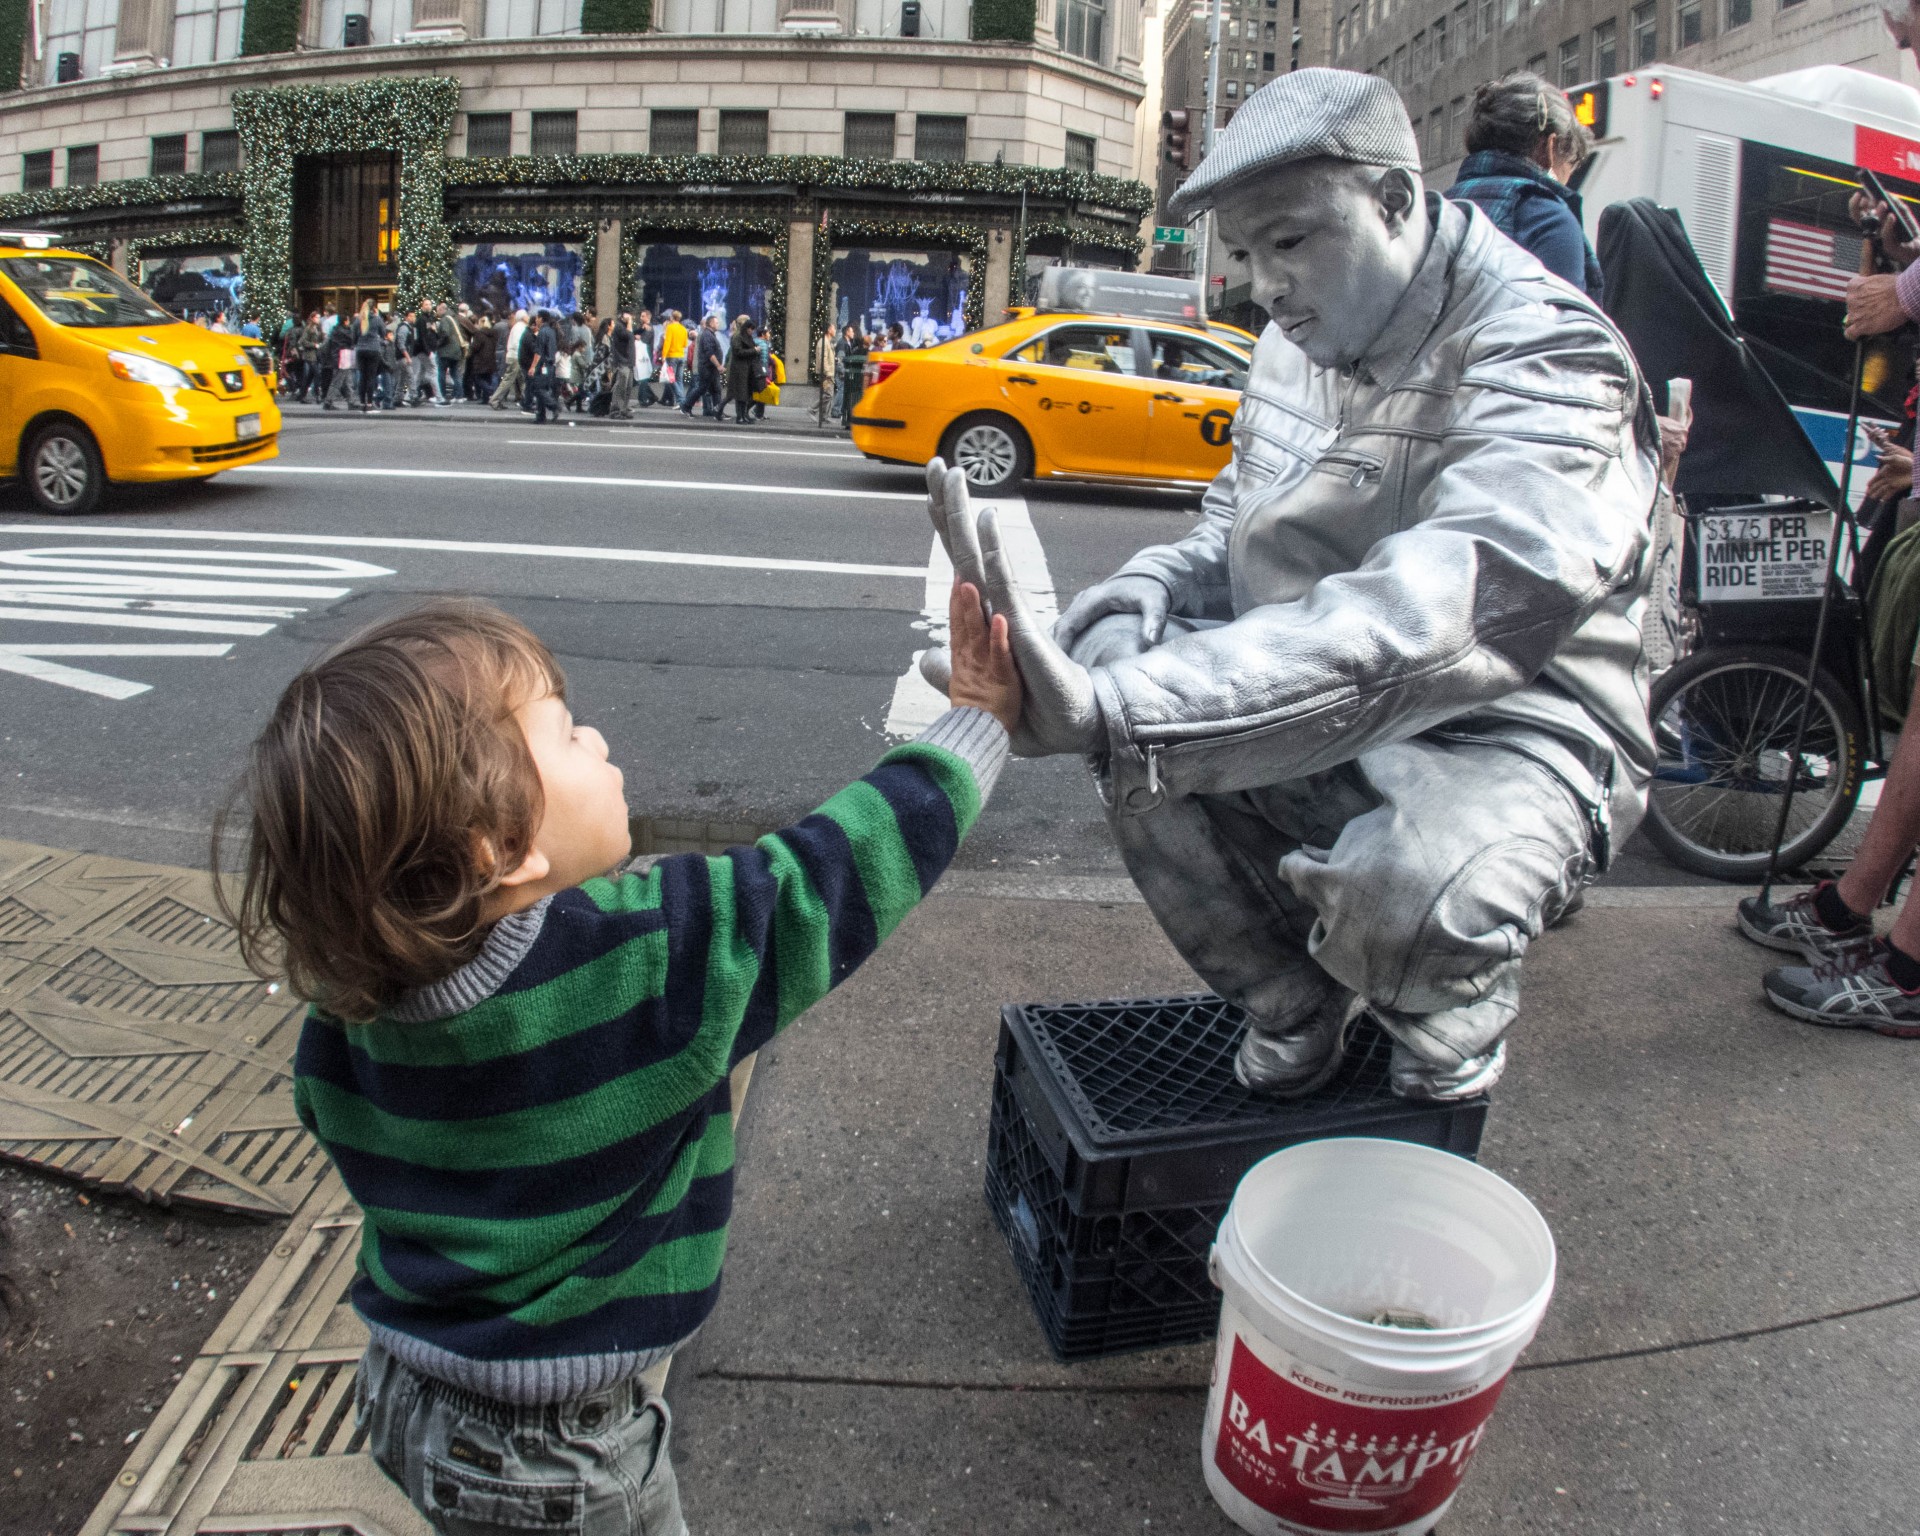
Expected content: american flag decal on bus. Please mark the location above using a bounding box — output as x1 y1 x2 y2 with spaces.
1763 219 1864 301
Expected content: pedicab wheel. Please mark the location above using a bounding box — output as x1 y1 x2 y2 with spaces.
1641 643 1865 883
23 419 105 516
939 412 1032 495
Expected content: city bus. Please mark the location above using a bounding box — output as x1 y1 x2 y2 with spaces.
1569 62 1920 489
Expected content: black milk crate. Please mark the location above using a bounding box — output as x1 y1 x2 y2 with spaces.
984 993 1489 1362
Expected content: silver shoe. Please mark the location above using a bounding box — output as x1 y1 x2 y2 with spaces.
1389 1039 1506 1102
1235 990 1357 1097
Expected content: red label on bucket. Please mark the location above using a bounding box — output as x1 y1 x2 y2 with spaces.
1213 1337 1508 1533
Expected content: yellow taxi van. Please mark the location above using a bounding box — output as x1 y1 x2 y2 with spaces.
0 230 279 515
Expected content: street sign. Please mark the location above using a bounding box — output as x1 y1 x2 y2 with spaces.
1154 226 1191 245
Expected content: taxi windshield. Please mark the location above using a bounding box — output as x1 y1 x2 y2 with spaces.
1 255 176 329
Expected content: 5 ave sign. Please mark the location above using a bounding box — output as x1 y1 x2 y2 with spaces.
1153 226 1193 245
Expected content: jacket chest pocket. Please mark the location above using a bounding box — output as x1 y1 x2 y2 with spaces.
1310 448 1387 489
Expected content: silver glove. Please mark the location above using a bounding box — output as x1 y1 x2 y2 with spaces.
915 458 1101 758
1053 572 1173 660
977 505 1102 758
916 457 979 701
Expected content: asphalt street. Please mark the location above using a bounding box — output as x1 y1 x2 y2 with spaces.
0 402 1694 883
0 405 1199 877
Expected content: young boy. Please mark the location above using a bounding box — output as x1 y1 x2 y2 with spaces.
221 583 1020 1535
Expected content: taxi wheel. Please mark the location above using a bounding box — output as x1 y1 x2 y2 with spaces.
24 420 105 517
940 413 1031 495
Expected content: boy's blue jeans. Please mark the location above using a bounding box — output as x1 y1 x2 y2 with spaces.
357 1339 688 1536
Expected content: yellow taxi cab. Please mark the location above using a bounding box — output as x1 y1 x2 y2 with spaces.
850 269 1251 494
0 231 280 515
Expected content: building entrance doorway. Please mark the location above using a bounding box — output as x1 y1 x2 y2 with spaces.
291 151 399 317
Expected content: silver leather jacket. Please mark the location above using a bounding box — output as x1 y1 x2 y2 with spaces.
1089 195 1660 859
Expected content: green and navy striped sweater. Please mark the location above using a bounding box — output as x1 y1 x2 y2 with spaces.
292 707 1007 1404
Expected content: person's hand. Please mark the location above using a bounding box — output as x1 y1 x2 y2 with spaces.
1052 572 1173 658
916 459 1100 757
944 579 1021 732
1656 413 1689 489
1868 441 1914 502
1845 272 1911 338
976 506 1102 756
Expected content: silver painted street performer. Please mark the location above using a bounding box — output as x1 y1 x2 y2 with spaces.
925 68 1661 1101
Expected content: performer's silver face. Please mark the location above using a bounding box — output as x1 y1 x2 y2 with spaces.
1217 160 1421 369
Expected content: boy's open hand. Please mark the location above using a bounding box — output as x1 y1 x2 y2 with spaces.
945 579 1022 734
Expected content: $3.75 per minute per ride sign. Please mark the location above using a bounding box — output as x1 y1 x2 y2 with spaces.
1695 508 1832 601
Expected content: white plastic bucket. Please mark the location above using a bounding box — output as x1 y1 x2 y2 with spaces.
1200 1137 1555 1536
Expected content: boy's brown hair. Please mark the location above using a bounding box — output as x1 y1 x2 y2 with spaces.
215 599 565 1022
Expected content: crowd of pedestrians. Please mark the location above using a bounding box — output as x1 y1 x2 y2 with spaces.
819 320 916 427
269 299 788 423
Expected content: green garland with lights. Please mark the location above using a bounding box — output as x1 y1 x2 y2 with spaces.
231 77 460 321
124 225 247 277
971 0 1036 42
442 153 1151 218
0 171 241 222
240 0 301 56
580 0 651 30
619 215 787 345
447 219 598 316
0 0 28 92
1010 216 1144 293
809 216 990 379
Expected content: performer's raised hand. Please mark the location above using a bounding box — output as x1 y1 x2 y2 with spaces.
924 459 986 591
976 507 1103 757
916 458 977 700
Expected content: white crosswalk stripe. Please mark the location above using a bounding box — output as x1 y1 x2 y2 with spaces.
0 546 393 699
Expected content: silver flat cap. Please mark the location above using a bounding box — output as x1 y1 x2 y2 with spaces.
1167 68 1420 222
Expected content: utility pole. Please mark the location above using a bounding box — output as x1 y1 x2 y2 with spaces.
1194 0 1224 312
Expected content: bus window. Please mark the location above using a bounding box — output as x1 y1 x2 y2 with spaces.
1733 139 1914 421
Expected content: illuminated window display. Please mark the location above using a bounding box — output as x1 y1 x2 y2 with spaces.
830 247 969 346
138 250 246 324
455 241 583 319
631 242 775 325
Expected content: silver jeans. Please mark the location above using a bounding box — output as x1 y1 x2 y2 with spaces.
356 1339 687 1536
1081 620 1593 1068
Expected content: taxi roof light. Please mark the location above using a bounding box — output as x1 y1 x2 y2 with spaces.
0 229 54 250
1034 268 1203 326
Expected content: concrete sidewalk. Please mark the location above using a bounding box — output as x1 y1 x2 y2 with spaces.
53 851 1919 1534
665 880 1920 1534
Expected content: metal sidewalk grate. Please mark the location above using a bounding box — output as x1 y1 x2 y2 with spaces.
0 839 325 1217
78 1059 755 1535
77 1169 434 1536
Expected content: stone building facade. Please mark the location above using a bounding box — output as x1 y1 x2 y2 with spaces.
0 11 1152 369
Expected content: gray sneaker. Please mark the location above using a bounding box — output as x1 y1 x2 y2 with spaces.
1763 942 1920 1037
1235 990 1357 1097
1389 1040 1506 1101
1737 883 1874 961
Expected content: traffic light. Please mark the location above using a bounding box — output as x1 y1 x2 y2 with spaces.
1162 109 1193 171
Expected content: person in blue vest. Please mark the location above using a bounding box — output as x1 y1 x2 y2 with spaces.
1448 72 1603 302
